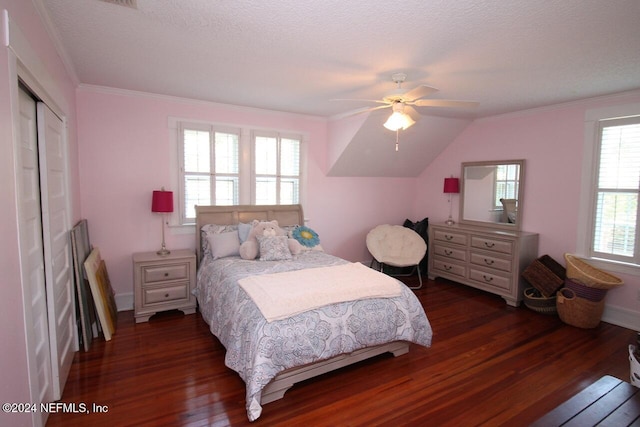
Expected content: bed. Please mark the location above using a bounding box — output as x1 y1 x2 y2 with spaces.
193 204 432 421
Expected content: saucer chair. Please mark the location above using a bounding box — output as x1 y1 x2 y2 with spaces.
366 224 427 289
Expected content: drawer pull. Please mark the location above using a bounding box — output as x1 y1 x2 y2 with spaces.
164 272 169 277
445 235 454 241
482 275 494 282
444 249 453 256
444 265 453 271
484 242 495 248
483 258 494 265
164 293 169 298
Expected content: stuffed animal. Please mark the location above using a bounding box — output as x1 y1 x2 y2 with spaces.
239 220 302 260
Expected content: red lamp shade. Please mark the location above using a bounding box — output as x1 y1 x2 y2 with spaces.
151 190 174 213
443 177 460 194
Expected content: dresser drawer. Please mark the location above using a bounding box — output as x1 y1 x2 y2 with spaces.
469 268 511 291
470 236 513 255
432 244 467 262
143 263 189 284
144 283 189 304
434 229 467 246
470 252 512 273
432 258 466 279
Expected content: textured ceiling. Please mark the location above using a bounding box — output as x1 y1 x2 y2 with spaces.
38 0 640 119
35 0 640 176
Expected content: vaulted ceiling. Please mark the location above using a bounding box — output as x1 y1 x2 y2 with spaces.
36 0 640 176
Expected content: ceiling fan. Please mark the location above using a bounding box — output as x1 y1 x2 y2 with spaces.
337 73 479 131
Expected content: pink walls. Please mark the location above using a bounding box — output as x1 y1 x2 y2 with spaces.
414 92 640 317
76 88 418 300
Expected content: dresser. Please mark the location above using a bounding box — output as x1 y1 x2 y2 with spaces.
133 249 197 323
429 223 538 306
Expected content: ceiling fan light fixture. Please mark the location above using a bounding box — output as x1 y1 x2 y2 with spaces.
384 111 415 131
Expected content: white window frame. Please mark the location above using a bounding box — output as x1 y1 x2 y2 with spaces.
251 130 303 205
169 118 306 227
577 102 640 276
177 121 241 224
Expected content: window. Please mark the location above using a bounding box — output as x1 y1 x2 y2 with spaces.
179 123 240 223
176 121 303 225
590 116 640 263
253 132 301 205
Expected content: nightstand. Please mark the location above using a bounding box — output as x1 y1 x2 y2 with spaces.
133 249 196 323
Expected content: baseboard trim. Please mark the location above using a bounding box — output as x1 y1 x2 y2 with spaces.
602 303 640 331
115 292 133 312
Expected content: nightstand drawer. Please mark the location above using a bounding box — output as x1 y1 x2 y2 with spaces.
144 283 189 304
143 263 189 283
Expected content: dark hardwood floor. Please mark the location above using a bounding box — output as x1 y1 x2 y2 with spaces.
46 277 635 427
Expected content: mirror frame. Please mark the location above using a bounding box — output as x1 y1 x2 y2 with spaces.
458 159 525 231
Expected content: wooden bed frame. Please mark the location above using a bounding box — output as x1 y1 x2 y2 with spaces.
194 204 410 404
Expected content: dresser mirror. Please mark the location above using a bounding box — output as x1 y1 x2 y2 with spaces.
459 159 525 231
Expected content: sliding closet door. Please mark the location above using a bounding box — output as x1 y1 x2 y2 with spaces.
37 102 76 399
17 88 54 408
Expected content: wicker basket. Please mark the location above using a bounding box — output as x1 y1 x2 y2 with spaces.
522 255 566 297
523 287 557 315
630 345 640 387
564 278 608 302
564 254 623 289
556 288 605 329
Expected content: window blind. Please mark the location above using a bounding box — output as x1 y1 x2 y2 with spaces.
592 118 640 259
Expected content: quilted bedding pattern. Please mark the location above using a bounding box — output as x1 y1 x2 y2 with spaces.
194 251 432 421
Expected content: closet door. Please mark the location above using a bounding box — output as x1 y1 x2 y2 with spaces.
17 88 54 407
37 102 76 399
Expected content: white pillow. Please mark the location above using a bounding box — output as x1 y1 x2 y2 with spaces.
201 224 238 258
207 231 240 260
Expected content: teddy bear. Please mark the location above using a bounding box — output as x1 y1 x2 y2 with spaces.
239 220 302 260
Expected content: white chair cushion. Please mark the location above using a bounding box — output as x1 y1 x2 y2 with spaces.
366 224 427 267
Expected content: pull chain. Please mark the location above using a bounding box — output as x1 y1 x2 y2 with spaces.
395 129 399 151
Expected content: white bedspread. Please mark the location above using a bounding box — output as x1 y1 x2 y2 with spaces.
238 262 402 322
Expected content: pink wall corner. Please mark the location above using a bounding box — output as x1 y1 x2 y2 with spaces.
414 93 640 314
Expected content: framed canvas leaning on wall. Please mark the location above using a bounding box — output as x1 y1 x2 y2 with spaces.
84 248 118 341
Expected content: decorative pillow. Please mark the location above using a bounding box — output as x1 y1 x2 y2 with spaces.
238 222 252 243
257 235 292 261
291 226 323 251
207 231 240 260
201 224 238 258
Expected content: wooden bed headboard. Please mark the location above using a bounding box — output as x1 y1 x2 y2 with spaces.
194 204 305 262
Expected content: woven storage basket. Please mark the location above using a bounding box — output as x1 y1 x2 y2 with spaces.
523 287 557 315
556 288 605 329
564 254 623 289
564 278 608 302
522 255 566 297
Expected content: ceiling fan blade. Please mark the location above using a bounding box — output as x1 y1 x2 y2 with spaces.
413 99 479 108
404 105 420 121
402 85 439 102
337 104 391 118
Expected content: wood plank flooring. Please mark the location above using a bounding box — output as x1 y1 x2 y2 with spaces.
46 277 635 426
